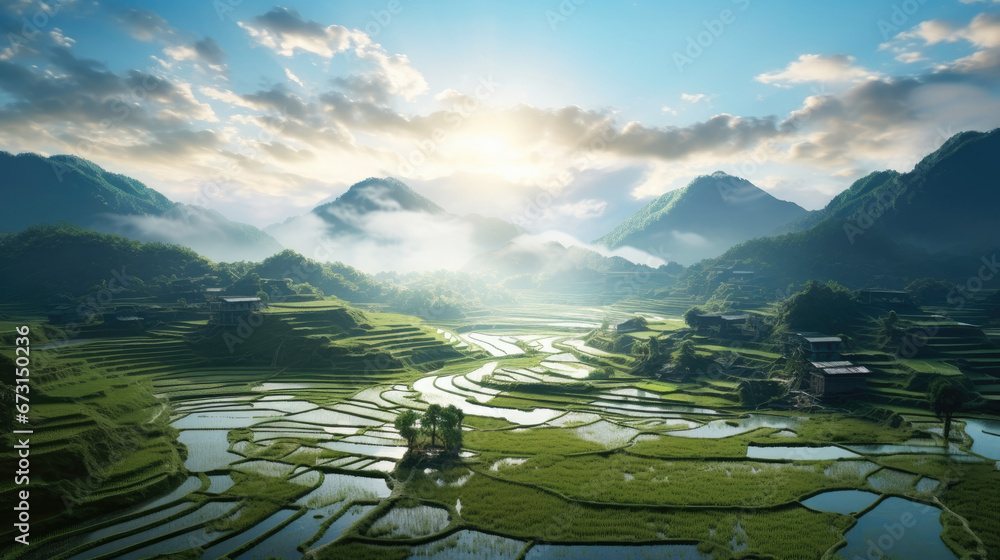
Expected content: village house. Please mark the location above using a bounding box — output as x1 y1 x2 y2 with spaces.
203 287 226 302
691 313 749 337
790 332 844 362
809 361 869 397
212 296 264 325
108 313 145 331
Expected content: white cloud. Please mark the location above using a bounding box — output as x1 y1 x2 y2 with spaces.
164 44 199 61
894 20 959 46
236 8 363 58
284 68 306 88
756 54 880 86
508 231 669 268
269 208 491 273
882 13 1000 71
962 12 1000 48
554 199 608 219
895 51 926 63
237 7 427 101
681 93 714 104
49 28 75 48
199 86 258 109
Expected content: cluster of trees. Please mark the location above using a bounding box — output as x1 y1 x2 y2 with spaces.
629 333 715 380
394 404 465 456
0 224 212 302
671 340 709 374
905 277 955 306
776 280 859 335
630 335 664 377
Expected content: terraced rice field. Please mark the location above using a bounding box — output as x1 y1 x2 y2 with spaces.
7 300 1000 560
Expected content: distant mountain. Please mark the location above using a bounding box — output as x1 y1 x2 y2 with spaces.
0 151 283 262
694 128 1000 288
308 177 446 233
266 177 524 273
594 172 807 265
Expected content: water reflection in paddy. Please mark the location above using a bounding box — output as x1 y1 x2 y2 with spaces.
837 497 957 560
405 530 526 559
801 490 880 514
235 504 376 559
962 418 1000 460
176 429 242 471
525 544 710 559
67 501 238 560
746 445 861 460
200 509 297 560
671 415 800 439
172 409 283 429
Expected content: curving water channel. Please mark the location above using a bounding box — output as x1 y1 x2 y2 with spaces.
47 324 998 559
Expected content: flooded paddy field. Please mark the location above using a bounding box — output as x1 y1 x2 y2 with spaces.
13 301 1000 560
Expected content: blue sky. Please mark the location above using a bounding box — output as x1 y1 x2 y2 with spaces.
1 0 999 237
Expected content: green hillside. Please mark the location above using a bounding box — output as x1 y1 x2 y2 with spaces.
595 172 807 265
690 129 1000 288
0 152 174 228
0 151 283 262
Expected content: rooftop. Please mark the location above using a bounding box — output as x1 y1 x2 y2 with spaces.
819 366 870 375
802 336 842 343
221 296 261 303
811 361 854 368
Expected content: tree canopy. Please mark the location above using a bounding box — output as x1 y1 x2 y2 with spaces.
928 377 972 441
394 409 421 451
422 404 443 447
777 280 859 334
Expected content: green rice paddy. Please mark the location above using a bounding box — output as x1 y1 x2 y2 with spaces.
2 298 998 560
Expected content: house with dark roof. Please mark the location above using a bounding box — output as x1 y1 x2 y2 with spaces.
790 332 844 362
212 296 264 325
691 313 749 337
809 361 869 397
